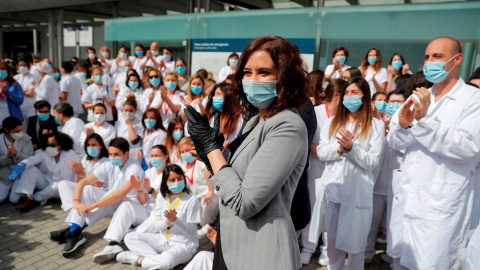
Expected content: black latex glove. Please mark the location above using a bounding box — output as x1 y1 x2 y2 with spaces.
184 106 224 174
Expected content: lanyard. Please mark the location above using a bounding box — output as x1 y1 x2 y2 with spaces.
166 191 184 239
163 90 176 115
143 130 151 144
325 103 330 118
185 160 196 184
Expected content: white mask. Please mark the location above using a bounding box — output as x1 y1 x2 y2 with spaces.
93 113 106 124
18 66 29 74
88 53 96 60
45 146 59 157
10 132 23 141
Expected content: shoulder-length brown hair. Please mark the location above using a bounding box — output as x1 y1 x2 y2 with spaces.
144 68 163 89
187 73 205 101
360 47 382 72
164 118 183 153
204 83 242 135
329 77 373 141
233 36 308 120
307 70 325 105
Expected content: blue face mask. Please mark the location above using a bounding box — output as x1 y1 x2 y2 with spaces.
336 56 346 65
386 102 403 116
110 157 123 167
229 58 238 67
212 96 224 111
125 112 135 120
375 101 386 112
53 73 61 79
176 66 186 75
181 152 195 163
37 113 50 121
128 81 139 89
101 52 109 58
391 60 403 71
163 54 171 61
144 119 156 129
242 80 278 109
422 54 457 84
172 130 183 141
0 70 8 80
149 77 160 87
135 51 143 57
94 75 102 83
124 67 131 73
119 52 127 60
54 117 61 125
190 85 202 95
151 158 164 169
86 147 100 157
367 57 377 65
165 82 177 91
168 181 185 194
343 96 363 112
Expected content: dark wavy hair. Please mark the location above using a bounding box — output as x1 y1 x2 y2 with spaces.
45 132 74 151
233 36 308 120
204 83 242 135
84 133 109 161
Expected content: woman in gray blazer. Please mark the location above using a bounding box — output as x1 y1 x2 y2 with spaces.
185 36 309 270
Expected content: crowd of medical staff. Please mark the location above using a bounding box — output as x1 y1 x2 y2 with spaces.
0 36 480 269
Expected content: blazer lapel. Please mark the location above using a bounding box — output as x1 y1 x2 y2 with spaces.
228 115 261 165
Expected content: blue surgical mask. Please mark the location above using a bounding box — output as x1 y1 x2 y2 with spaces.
163 54 171 61
110 157 123 167
172 130 183 141
422 54 457 84
391 60 403 71
336 56 346 65
375 101 386 112
165 82 176 91
86 147 100 157
94 75 102 83
0 70 8 80
124 67 131 73
80 72 87 78
144 119 156 129
125 112 135 119
52 73 61 79
149 77 160 87
343 95 363 112
54 117 61 125
190 85 202 95
37 113 50 121
102 52 109 58
151 50 159 56
151 158 164 169
176 66 186 75
242 80 278 109
367 57 377 65
181 152 196 163
229 58 238 67
212 96 224 111
386 102 403 116
119 52 127 59
128 81 139 89
135 51 143 57
168 181 185 194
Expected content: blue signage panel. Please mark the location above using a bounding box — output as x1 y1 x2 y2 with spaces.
193 38 315 54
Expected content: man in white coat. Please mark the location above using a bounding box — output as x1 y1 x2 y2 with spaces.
53 103 85 157
387 37 480 270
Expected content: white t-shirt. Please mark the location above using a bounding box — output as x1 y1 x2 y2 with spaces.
359 66 388 96
14 73 37 117
81 156 110 191
154 191 201 246
81 83 115 121
142 129 167 166
181 160 208 198
151 90 186 129
74 72 88 91
160 59 176 77
60 74 83 115
36 75 60 114
144 167 163 211
324 64 351 79
115 117 145 160
78 121 116 149
62 117 85 157
132 56 147 78
93 158 144 201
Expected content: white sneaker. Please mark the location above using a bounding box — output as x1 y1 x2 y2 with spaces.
116 251 140 266
381 253 393 264
300 251 313 265
93 245 124 264
318 251 329 266
197 224 211 236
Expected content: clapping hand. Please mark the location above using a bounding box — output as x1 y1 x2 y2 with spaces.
164 209 177 224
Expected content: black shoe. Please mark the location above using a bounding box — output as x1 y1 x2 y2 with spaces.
62 232 86 256
48 227 70 243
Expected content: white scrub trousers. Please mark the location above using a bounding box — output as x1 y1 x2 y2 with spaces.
58 180 76 211
124 232 196 270
183 251 214 270
103 200 149 243
326 200 364 270
14 166 63 204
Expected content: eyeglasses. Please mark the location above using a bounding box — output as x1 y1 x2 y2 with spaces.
149 75 159 79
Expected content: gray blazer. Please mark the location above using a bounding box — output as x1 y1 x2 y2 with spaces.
0 133 34 184
210 110 308 270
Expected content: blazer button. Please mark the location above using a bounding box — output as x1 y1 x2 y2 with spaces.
216 186 220 191
221 200 227 206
